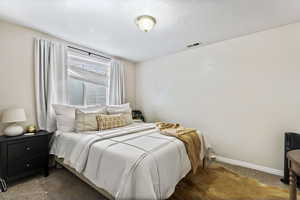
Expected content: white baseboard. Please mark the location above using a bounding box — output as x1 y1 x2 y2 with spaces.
216 156 283 176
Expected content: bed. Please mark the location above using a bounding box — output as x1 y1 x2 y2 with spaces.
50 122 208 200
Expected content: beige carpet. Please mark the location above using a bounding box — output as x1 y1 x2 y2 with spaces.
0 162 291 200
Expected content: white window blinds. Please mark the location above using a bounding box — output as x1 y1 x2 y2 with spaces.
67 48 110 105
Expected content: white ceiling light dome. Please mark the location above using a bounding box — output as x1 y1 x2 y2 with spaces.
135 15 157 32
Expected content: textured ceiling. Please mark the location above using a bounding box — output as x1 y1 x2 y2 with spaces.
0 0 299 62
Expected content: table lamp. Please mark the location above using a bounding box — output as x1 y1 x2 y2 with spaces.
1 108 26 136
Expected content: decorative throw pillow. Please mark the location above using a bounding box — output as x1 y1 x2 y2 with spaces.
55 115 75 132
106 103 131 115
53 104 86 132
96 113 133 130
75 106 107 132
52 104 105 132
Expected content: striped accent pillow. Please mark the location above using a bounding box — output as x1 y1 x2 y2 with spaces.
75 107 107 132
96 113 133 130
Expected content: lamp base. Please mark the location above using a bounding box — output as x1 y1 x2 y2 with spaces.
4 124 24 137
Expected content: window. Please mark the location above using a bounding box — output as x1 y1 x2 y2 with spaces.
67 48 110 106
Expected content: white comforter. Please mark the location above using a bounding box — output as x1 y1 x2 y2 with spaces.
50 123 207 200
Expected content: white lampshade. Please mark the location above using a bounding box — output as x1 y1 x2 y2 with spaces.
135 15 156 32
1 108 27 123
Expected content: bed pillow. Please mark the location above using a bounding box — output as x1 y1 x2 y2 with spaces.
106 103 131 115
52 104 82 132
96 113 133 130
55 115 75 132
75 107 107 132
52 104 84 118
52 104 105 132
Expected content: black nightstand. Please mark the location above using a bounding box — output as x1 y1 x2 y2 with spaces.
0 130 53 191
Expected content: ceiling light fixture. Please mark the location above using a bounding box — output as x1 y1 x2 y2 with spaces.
135 15 156 32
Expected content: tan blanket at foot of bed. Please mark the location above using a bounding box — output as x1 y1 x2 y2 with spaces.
156 122 201 174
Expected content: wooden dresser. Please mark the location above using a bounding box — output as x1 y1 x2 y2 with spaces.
0 130 53 190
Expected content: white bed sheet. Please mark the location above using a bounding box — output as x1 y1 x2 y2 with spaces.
50 123 207 200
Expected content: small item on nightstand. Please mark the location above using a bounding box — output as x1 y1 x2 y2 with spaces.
26 125 37 133
132 110 145 122
1 108 26 137
24 132 35 136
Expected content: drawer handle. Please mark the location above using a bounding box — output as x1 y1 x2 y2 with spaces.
26 163 30 168
25 147 31 151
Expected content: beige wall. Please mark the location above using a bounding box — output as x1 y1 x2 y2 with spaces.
136 23 300 170
0 20 136 134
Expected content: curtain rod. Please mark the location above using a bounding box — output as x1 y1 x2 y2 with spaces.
67 46 111 60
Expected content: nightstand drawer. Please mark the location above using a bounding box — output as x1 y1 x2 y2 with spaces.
7 155 46 177
7 137 47 162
